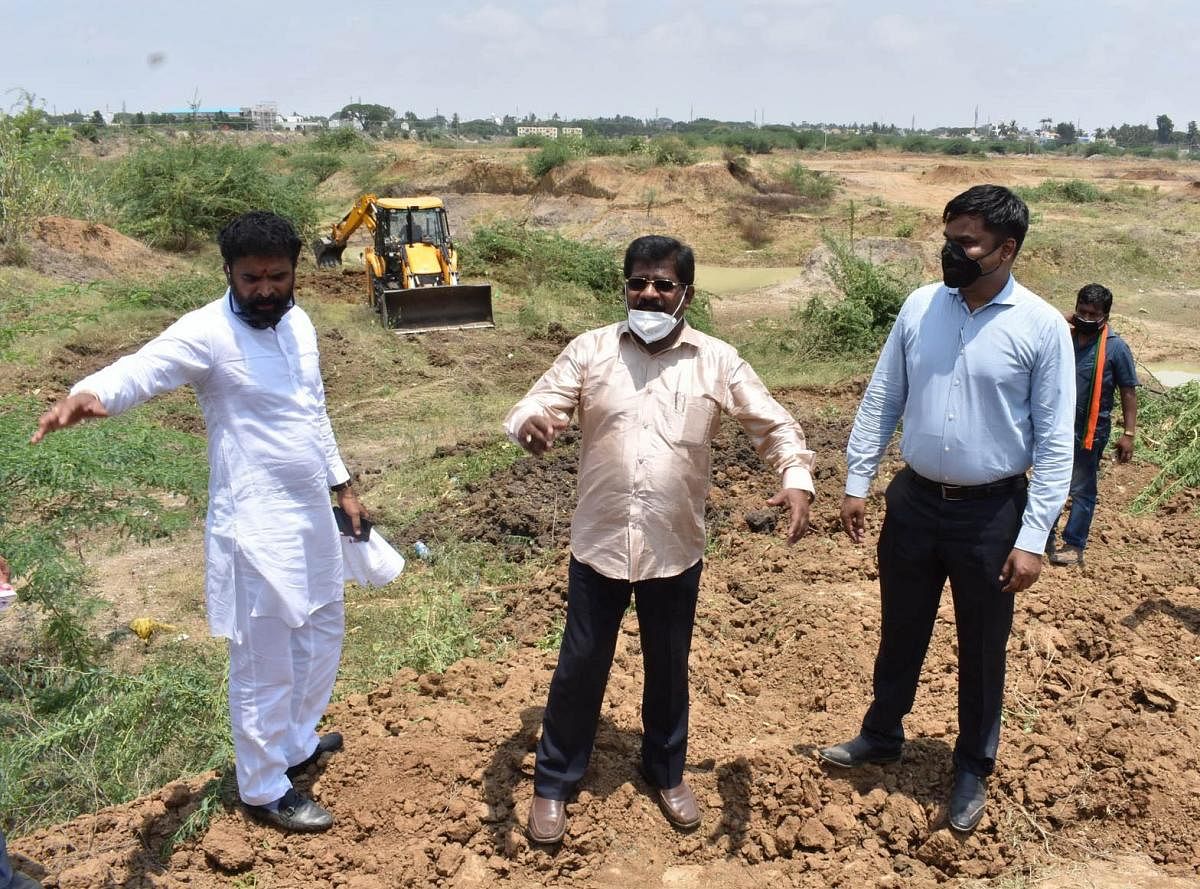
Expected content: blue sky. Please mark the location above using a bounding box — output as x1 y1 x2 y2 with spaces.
3 0 1197 130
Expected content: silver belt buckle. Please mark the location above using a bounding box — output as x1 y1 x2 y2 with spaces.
940 483 965 501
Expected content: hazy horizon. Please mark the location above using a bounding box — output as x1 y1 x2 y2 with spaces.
4 0 1197 132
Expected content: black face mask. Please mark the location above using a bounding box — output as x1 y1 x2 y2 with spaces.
941 240 1004 290
228 287 294 329
1073 315 1105 335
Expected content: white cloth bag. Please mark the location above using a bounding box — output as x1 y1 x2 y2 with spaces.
340 530 406 587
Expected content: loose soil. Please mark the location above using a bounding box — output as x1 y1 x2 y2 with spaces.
11 389 1200 888
25 216 188 282
7 151 1200 887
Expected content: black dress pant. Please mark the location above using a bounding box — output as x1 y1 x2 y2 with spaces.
533 555 702 800
861 467 1026 777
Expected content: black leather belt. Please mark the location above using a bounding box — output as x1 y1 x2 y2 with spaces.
908 468 1027 501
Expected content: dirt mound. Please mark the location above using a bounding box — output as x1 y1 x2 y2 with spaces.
1118 167 1185 181
534 168 615 200
921 164 996 184
11 393 1200 887
25 216 171 282
450 159 537 195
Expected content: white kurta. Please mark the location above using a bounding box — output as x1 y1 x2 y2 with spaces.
72 292 348 640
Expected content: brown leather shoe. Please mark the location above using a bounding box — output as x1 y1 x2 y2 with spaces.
657 781 701 829
527 794 566 844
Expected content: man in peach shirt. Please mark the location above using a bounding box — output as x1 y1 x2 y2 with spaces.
507 235 816 844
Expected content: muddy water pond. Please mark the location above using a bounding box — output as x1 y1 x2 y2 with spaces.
694 264 804 295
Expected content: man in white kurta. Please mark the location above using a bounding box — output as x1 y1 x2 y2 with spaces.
32 211 362 832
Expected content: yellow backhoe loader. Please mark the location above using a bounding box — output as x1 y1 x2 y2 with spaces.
312 195 493 333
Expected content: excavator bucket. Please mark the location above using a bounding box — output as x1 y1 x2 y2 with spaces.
312 237 347 269
378 284 495 334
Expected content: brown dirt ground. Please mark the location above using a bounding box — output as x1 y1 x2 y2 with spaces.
7 152 1200 887
10 387 1200 888
25 217 189 282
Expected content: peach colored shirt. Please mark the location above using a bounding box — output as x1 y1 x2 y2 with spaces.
505 322 815 581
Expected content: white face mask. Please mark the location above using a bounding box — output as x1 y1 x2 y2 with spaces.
627 298 685 344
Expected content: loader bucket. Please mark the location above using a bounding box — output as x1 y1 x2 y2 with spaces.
378 284 495 334
312 237 347 269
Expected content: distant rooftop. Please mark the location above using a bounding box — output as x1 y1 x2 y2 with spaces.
163 108 245 115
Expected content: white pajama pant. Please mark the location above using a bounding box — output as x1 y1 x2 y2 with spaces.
228 600 345 806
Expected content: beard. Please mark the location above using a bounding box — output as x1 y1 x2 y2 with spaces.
229 283 295 329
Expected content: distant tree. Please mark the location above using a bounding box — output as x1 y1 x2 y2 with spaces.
90 110 106 127
1093 127 1105 140
451 112 460 133
135 112 146 125
1156 114 1173 144
1039 117 1053 131
1189 121 1199 148
1055 121 1077 144
337 103 395 131
1114 123 1154 147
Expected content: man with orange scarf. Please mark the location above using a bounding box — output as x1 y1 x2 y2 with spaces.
1047 284 1138 566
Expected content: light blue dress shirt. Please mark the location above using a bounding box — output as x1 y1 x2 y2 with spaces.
845 275 1075 554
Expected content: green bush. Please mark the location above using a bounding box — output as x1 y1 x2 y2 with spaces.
462 221 621 294
751 237 914 361
106 138 318 250
780 163 837 202
1132 382 1200 512
310 128 368 152
649 136 697 166
0 102 99 264
0 396 208 667
1016 179 1106 203
527 139 576 178
288 149 344 184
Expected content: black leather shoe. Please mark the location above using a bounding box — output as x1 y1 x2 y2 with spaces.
286 732 344 779
816 734 902 768
243 788 334 832
948 771 987 832
527 794 566 844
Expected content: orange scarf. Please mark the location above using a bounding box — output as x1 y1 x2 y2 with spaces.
1081 324 1107 450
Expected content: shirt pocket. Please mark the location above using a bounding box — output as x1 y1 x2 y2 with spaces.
674 393 718 447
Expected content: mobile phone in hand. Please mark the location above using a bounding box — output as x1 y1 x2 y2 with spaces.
333 506 372 541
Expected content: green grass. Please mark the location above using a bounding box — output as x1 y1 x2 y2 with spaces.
0 644 231 835
1131 381 1200 512
1015 179 1107 204
340 539 532 685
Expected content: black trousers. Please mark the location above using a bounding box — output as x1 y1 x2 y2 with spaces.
861 467 1026 777
533 555 702 800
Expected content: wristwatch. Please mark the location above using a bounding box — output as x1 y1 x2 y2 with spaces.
330 480 352 492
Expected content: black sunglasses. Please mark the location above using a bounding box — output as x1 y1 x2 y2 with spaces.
625 276 683 295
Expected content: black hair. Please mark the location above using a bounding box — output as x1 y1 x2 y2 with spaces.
942 184 1030 254
1076 283 1113 316
217 211 303 266
623 235 695 285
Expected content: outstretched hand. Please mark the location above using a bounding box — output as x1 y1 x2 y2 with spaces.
767 488 813 544
31 392 109 443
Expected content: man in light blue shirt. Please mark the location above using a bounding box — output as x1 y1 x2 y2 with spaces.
817 185 1074 833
